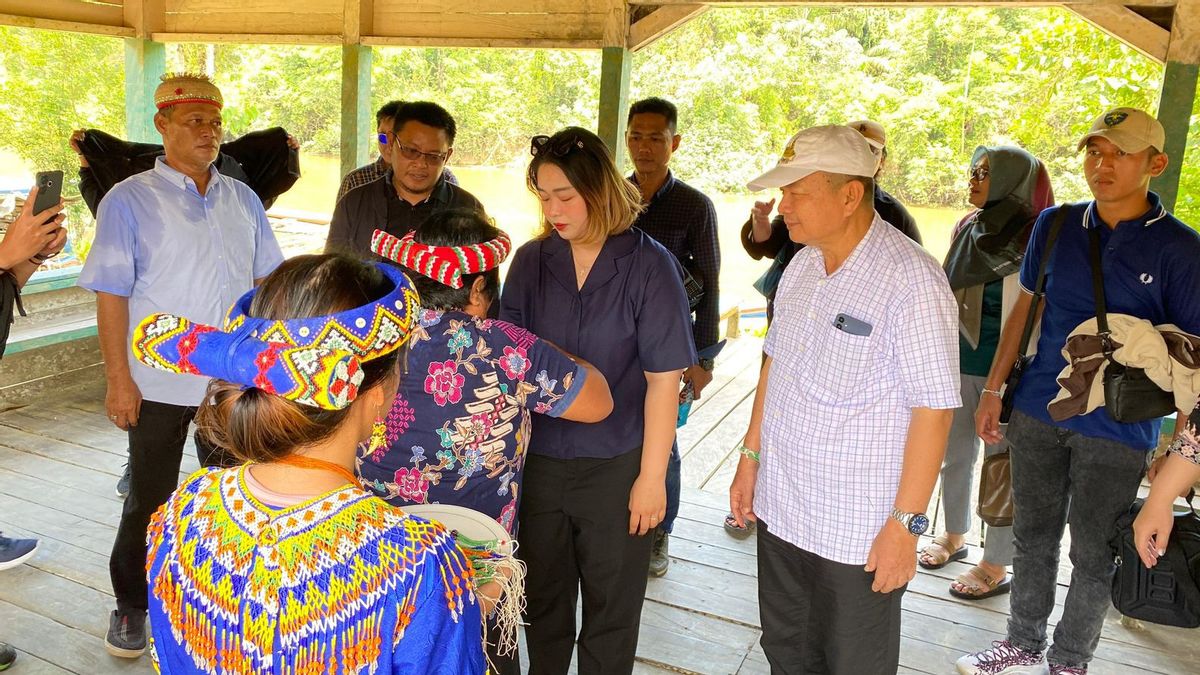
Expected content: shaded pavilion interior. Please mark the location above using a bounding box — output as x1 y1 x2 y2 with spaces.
0 2 1199 674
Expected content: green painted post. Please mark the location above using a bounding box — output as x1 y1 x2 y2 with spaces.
340 45 374 181
1151 60 1200 210
124 39 166 143
597 46 632 170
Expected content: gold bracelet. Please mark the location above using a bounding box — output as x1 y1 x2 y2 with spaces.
737 442 760 463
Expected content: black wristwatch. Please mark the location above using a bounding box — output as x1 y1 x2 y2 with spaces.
890 507 930 536
698 357 715 372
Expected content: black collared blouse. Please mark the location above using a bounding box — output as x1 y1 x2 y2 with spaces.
500 228 697 460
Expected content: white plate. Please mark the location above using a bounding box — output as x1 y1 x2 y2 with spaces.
404 504 513 555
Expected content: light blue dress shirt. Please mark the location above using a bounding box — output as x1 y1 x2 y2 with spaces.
78 158 284 407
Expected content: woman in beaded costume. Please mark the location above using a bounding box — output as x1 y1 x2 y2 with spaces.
134 253 486 674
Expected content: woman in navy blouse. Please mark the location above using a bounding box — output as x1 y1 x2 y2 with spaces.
359 209 614 674
501 128 696 673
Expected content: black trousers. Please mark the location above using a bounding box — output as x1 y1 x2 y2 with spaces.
519 449 654 675
110 400 231 612
757 523 905 675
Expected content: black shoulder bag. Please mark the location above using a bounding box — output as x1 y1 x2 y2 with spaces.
1111 490 1200 627
1086 225 1176 423
0 270 26 359
1000 205 1070 423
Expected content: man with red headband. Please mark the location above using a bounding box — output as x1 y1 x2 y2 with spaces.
76 72 284 660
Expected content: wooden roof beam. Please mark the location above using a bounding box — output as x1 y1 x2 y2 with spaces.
0 0 133 36
627 1 1178 6
125 0 165 38
1068 5 1169 63
629 4 708 51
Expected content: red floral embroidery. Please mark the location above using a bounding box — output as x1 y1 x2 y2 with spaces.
498 346 530 379
393 466 429 502
176 325 217 374
424 360 464 406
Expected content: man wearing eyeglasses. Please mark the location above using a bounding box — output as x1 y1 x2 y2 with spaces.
326 101 482 255
335 100 460 203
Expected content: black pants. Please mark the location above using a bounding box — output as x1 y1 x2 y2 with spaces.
485 613 520 675
519 449 654 675
757 523 905 675
110 400 230 612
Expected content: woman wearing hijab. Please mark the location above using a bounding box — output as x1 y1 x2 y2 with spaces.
918 146 1054 599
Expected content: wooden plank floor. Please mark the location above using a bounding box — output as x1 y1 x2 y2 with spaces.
0 331 1195 674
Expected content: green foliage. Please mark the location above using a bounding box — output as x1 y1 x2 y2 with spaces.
0 27 125 177
2 7 1197 223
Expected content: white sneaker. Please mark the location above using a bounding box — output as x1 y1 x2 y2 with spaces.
957 640 1049 675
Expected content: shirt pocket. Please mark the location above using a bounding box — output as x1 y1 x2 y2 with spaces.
803 323 881 405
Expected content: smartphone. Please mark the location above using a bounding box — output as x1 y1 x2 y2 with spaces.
32 170 64 215
677 380 695 428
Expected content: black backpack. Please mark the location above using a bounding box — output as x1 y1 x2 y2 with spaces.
1110 493 1200 628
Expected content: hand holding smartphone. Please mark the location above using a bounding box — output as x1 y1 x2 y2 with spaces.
32 170 64 216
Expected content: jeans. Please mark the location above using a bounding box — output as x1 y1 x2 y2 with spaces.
662 440 681 534
1004 410 1148 667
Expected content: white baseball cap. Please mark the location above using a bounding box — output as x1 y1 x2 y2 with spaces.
747 125 880 192
1077 107 1165 153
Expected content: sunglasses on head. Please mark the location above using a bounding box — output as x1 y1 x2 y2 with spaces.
531 134 585 157
969 166 990 182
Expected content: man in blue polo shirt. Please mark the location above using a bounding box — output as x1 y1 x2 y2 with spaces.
625 97 721 577
959 108 1200 675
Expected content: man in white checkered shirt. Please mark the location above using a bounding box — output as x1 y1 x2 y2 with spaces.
729 125 961 674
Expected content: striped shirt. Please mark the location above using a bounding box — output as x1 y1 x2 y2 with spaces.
757 214 960 565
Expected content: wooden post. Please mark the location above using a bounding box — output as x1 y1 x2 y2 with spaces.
339 44 373 181
597 46 632 169
124 39 165 143
1151 0 1200 210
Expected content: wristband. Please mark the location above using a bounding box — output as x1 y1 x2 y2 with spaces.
982 388 1003 399
737 442 760 463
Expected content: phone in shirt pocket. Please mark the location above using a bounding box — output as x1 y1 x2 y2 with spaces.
833 313 873 337
807 312 878 404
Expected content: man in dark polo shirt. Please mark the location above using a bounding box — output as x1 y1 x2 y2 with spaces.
326 101 483 255
959 107 1200 675
626 97 720 577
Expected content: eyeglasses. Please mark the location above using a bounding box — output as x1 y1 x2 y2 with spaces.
969 167 990 182
531 134 585 157
394 141 449 165
376 132 390 145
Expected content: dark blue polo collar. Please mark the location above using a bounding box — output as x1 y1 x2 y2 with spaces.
1083 191 1169 230
629 170 677 203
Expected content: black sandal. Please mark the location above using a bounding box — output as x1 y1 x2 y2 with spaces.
723 513 755 540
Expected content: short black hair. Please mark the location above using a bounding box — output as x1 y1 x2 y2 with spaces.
408 208 501 311
628 97 678 133
375 100 404 127
393 101 457 144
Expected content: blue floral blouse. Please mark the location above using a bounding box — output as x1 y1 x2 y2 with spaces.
358 309 585 534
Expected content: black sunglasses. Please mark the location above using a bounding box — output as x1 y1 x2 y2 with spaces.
531 134 585 157
969 166 990 182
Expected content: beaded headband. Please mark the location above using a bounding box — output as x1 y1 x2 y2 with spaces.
131 263 420 410
371 229 512 289
154 72 224 110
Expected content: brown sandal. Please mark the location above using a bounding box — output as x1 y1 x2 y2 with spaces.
918 534 968 570
949 565 1011 600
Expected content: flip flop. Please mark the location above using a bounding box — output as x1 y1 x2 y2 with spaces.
917 533 968 570
723 513 755 540
949 566 1012 600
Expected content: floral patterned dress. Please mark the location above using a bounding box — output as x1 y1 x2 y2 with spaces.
358 309 585 534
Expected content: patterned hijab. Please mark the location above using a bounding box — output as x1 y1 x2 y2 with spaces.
943 145 1055 291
